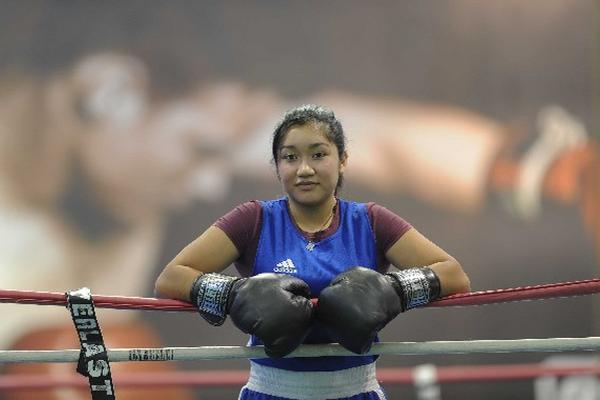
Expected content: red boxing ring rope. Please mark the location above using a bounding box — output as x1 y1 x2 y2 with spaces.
1 364 600 390
0 278 599 311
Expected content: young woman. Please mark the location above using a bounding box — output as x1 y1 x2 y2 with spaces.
155 104 471 400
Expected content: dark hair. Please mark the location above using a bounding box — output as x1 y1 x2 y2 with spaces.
271 104 347 191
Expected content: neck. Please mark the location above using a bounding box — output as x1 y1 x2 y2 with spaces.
288 196 337 233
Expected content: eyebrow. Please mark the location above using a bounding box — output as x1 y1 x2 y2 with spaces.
280 142 330 151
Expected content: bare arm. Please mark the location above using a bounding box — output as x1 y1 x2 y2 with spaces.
154 226 240 301
385 228 470 296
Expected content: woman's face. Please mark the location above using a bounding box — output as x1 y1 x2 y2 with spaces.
277 123 346 208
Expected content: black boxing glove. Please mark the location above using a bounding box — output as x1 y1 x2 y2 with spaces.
190 272 313 357
316 266 441 354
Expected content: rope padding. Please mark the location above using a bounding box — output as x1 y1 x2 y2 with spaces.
2 363 600 390
0 278 599 312
2 337 600 364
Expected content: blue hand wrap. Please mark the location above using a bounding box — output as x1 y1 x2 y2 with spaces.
386 267 441 311
190 273 241 326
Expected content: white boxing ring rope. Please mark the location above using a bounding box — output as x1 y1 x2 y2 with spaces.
2 336 600 364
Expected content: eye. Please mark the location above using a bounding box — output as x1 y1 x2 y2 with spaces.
281 153 298 161
313 152 327 159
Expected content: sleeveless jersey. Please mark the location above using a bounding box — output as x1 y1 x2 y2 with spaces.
250 197 378 371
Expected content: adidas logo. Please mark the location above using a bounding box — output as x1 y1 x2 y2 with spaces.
274 258 298 274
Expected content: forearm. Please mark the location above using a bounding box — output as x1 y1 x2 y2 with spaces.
155 227 240 301
154 263 202 301
385 228 470 298
427 258 470 296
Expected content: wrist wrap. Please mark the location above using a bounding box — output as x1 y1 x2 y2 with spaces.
386 267 441 311
189 273 241 326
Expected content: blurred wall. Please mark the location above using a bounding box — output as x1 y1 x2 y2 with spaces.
0 2 598 400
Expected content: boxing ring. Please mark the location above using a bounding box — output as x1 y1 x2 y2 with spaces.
1 278 600 398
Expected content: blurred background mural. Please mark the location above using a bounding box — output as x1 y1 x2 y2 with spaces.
0 1 598 399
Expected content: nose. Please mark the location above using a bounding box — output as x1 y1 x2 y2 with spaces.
297 158 315 177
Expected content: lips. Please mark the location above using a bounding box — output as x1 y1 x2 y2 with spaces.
296 181 318 190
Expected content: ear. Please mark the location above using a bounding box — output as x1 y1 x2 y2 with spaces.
339 151 348 173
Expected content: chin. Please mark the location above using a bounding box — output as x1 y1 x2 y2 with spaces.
289 193 329 208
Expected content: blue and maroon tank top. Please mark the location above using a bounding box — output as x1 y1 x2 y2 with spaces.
250 197 379 371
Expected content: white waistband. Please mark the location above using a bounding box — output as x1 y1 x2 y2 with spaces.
245 362 381 399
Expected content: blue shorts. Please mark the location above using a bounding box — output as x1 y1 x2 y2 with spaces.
237 362 387 400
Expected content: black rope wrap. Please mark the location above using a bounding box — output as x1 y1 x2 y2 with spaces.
66 287 115 399
190 273 241 326
386 267 441 311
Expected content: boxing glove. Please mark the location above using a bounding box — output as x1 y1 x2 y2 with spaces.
317 266 440 354
190 272 313 357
